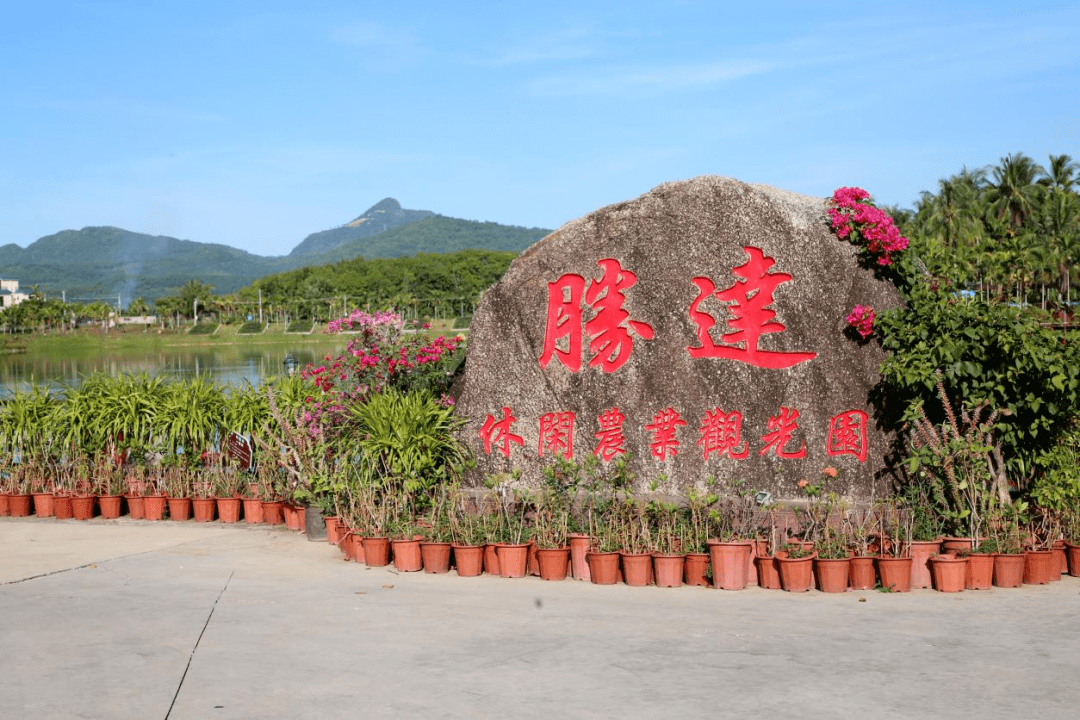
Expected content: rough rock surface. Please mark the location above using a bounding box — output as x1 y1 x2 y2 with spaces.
453 177 903 500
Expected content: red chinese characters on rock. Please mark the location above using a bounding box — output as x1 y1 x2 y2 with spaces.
538 411 575 459
539 259 654 373
826 409 868 463
593 407 627 462
476 406 870 465
644 408 687 461
759 406 807 459
687 246 817 369
478 407 524 459
697 408 749 460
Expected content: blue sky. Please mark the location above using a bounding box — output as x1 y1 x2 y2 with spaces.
3 1 1077 257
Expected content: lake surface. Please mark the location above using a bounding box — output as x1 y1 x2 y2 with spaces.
0 341 343 395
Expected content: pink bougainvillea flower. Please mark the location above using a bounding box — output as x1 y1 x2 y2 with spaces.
797 479 809 488
845 305 875 338
822 466 838 478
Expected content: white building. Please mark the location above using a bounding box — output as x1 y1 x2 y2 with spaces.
0 279 31 308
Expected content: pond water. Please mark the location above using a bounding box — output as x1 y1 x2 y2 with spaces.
0 341 342 395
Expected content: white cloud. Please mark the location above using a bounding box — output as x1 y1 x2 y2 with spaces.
331 21 427 70
527 58 778 96
484 26 601 66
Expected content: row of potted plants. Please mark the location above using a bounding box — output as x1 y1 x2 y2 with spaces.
312 454 1080 592
0 459 312 530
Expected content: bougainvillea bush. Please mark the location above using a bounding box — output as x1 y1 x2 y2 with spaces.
299 310 466 437
829 186 1080 494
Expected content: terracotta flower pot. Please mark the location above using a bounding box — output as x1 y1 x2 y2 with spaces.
653 553 684 588
993 553 1025 588
242 497 263 523
814 557 851 593
848 556 876 590
586 551 620 585
71 495 95 520
167 497 192 521
497 543 530 578
53 494 74 520
125 495 145 519
192 497 216 523
1051 541 1067 578
776 553 815 592
143 495 167 521
1023 550 1055 585
452 544 484 577
363 537 391 567
930 555 966 592
905 540 942 589
8 493 32 517
536 547 571 581
684 553 711 587
483 544 501 576
941 537 975 554
0 493 9 517
1067 542 1080 577
340 532 357 561
324 516 341 544
392 538 423 572
527 541 541 577
282 502 305 531
567 533 591 581
98 495 123 519
261 500 283 525
708 541 752 590
421 542 453 574
32 492 54 517
964 553 995 590
756 555 782 590
216 497 241 523
876 556 913 592
620 552 653 586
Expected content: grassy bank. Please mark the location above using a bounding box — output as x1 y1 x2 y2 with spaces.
2 318 464 358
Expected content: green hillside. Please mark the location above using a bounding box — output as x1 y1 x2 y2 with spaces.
297 215 550 265
1 202 551 305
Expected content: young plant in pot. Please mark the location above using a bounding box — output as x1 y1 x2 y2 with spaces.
648 500 686 587
814 528 851 593
874 498 914 592
94 454 127 519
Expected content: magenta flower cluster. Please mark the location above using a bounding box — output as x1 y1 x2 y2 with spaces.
828 187 909 266
325 309 403 336
297 309 465 438
845 304 876 339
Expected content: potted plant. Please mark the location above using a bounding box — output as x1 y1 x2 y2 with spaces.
210 463 245 523
683 487 716 587
990 504 1027 588
531 462 576 581
191 466 217 523
163 461 195 521
648 500 685 588
875 499 914 592
846 502 879 590
814 528 851 593
95 455 126 519
419 488 454 574
775 541 816 592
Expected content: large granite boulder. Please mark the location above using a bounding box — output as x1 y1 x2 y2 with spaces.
453 177 903 500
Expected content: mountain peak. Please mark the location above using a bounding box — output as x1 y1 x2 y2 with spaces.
289 199 434 258
358 198 402 218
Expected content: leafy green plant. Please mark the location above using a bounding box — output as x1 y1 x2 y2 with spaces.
347 389 469 500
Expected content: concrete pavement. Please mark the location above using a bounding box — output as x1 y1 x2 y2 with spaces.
2 516 1079 719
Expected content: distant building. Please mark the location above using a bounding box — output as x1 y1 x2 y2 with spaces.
0 279 31 308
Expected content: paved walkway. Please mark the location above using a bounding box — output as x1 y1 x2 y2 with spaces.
2 517 1079 719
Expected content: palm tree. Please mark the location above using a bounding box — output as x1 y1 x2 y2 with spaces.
986 152 1045 235
1039 154 1079 193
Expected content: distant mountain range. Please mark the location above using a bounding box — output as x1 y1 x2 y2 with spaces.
0 199 551 304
